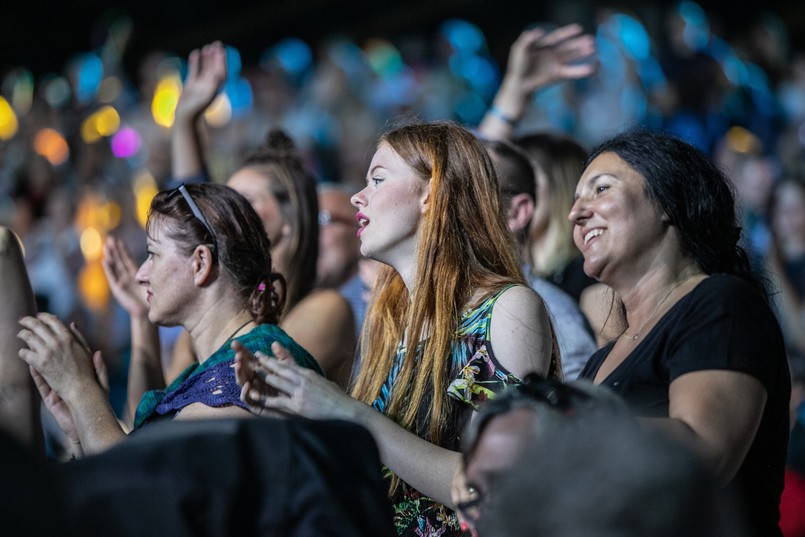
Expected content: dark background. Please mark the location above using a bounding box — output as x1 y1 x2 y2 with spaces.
2 0 803 82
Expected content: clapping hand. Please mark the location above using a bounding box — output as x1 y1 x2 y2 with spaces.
102 236 148 319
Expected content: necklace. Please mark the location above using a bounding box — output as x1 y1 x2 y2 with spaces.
621 276 694 342
222 319 253 346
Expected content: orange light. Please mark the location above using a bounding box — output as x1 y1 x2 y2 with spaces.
33 128 70 166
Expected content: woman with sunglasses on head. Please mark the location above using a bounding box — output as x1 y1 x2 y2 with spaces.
236 120 559 536
105 42 355 417
571 129 790 536
17 183 321 457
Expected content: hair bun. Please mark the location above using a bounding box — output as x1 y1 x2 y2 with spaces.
245 128 303 167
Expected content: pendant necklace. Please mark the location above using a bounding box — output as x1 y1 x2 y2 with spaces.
622 277 692 342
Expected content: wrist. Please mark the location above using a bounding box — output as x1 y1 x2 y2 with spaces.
488 105 519 127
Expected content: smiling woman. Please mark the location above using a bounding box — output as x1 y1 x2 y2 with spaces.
17 183 322 457
572 129 790 537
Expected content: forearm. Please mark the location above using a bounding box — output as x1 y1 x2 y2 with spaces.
67 382 127 456
350 402 462 507
0 227 42 452
126 316 163 424
477 78 530 140
639 416 740 486
171 113 207 179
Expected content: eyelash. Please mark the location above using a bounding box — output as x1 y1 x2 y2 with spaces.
371 177 384 186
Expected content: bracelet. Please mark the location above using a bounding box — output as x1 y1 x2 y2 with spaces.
489 105 519 127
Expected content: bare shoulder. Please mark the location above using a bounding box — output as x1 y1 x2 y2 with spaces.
174 402 253 420
492 284 549 320
489 285 553 378
289 289 352 318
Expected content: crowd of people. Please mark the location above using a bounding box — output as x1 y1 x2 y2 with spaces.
1 1 805 536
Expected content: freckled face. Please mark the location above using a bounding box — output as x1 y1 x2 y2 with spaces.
350 142 430 267
568 152 668 283
136 220 195 326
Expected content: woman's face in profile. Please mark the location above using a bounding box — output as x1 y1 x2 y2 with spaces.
569 152 668 282
136 218 195 326
350 142 430 265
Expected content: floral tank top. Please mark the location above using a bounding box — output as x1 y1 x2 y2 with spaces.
372 285 522 537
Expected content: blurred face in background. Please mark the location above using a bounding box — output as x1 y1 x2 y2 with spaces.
317 189 361 288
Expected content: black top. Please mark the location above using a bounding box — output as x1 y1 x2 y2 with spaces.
580 274 790 537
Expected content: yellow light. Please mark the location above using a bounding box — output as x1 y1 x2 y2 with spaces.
133 171 158 228
81 106 120 143
81 115 102 143
78 260 109 312
102 202 122 230
726 126 762 155
0 97 18 140
95 106 120 136
33 128 70 166
152 74 182 128
80 227 104 262
204 93 232 127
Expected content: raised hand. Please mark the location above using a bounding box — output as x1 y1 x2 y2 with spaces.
480 23 596 139
504 24 597 95
102 236 148 319
174 41 228 123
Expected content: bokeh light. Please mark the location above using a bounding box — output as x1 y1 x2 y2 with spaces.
78 261 109 312
44 76 71 109
133 171 158 228
81 105 121 143
152 74 182 128
0 97 19 140
110 126 142 158
98 76 123 104
3 68 35 116
204 93 232 127
33 128 70 166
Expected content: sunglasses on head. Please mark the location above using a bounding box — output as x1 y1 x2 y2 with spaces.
167 184 219 257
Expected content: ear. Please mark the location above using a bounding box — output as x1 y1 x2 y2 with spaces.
419 179 432 214
507 193 535 234
191 245 216 286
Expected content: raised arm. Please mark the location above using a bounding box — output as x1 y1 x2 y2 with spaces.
478 24 596 140
0 227 42 452
235 342 463 507
172 41 227 180
102 236 163 424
